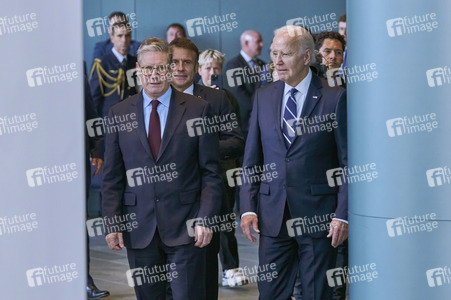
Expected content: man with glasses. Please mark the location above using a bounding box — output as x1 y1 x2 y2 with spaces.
101 37 223 300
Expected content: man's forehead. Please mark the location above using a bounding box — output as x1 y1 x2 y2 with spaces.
172 47 196 59
321 39 343 48
271 35 297 50
141 51 168 62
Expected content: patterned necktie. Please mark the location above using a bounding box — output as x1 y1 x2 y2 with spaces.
282 88 298 148
148 100 161 160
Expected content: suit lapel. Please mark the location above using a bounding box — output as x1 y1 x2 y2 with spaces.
193 83 205 100
290 75 323 147
271 81 286 147
134 93 153 159
300 75 322 119
157 89 186 161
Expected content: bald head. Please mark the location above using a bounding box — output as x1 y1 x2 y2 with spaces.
240 30 263 59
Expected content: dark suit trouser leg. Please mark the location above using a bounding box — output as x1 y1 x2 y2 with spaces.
219 185 239 271
205 232 220 300
258 233 299 300
258 233 337 300
297 236 337 300
127 230 207 300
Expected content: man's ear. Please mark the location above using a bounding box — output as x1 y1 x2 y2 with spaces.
304 48 312 66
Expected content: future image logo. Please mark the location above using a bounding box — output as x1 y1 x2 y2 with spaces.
186 13 238 37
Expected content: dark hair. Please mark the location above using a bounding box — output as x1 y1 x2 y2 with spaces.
314 31 346 51
166 23 186 37
108 11 128 23
169 38 199 62
111 21 131 35
339 14 346 23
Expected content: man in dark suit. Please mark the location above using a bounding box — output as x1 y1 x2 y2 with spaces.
102 37 223 300
169 38 245 299
224 30 268 139
92 11 141 61
90 21 139 117
240 25 348 300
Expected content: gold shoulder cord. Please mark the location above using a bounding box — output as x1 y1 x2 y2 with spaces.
90 59 125 99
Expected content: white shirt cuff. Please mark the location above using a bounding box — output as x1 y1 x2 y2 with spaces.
333 218 348 224
241 212 257 218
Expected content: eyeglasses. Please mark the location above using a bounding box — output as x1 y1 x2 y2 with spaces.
138 64 170 75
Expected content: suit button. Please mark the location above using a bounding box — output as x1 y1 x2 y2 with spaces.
155 198 159 202
285 158 290 162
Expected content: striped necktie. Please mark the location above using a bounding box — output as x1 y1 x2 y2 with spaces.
282 88 298 148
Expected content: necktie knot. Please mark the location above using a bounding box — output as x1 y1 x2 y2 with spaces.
290 88 298 99
151 99 160 110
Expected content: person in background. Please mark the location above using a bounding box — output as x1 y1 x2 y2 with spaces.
197 49 250 289
90 21 139 117
338 14 347 43
92 11 141 61
339 14 348 85
224 30 267 140
166 23 186 43
315 31 345 71
169 38 245 299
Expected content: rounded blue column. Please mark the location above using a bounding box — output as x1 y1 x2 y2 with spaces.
348 1 451 299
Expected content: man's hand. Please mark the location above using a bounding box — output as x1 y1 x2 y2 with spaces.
105 232 124 251
194 225 212 248
240 215 260 242
327 219 348 248
91 158 103 177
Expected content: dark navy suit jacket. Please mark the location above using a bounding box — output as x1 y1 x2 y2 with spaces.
89 52 138 117
239 74 348 238
193 83 244 160
102 89 223 248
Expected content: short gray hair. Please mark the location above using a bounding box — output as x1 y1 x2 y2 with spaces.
273 25 316 65
137 37 170 64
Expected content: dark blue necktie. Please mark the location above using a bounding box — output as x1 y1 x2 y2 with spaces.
282 88 298 148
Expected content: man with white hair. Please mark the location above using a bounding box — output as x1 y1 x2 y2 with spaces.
239 25 348 300
225 30 268 139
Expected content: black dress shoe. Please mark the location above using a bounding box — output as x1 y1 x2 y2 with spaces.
87 284 110 299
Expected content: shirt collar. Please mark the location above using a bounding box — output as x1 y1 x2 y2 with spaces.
183 84 194 95
284 69 312 97
112 47 126 63
142 86 172 108
240 50 254 64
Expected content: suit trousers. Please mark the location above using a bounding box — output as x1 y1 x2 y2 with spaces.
126 229 207 300
258 206 337 300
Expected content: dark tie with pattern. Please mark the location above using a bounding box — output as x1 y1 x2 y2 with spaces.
282 88 298 148
148 100 161 160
